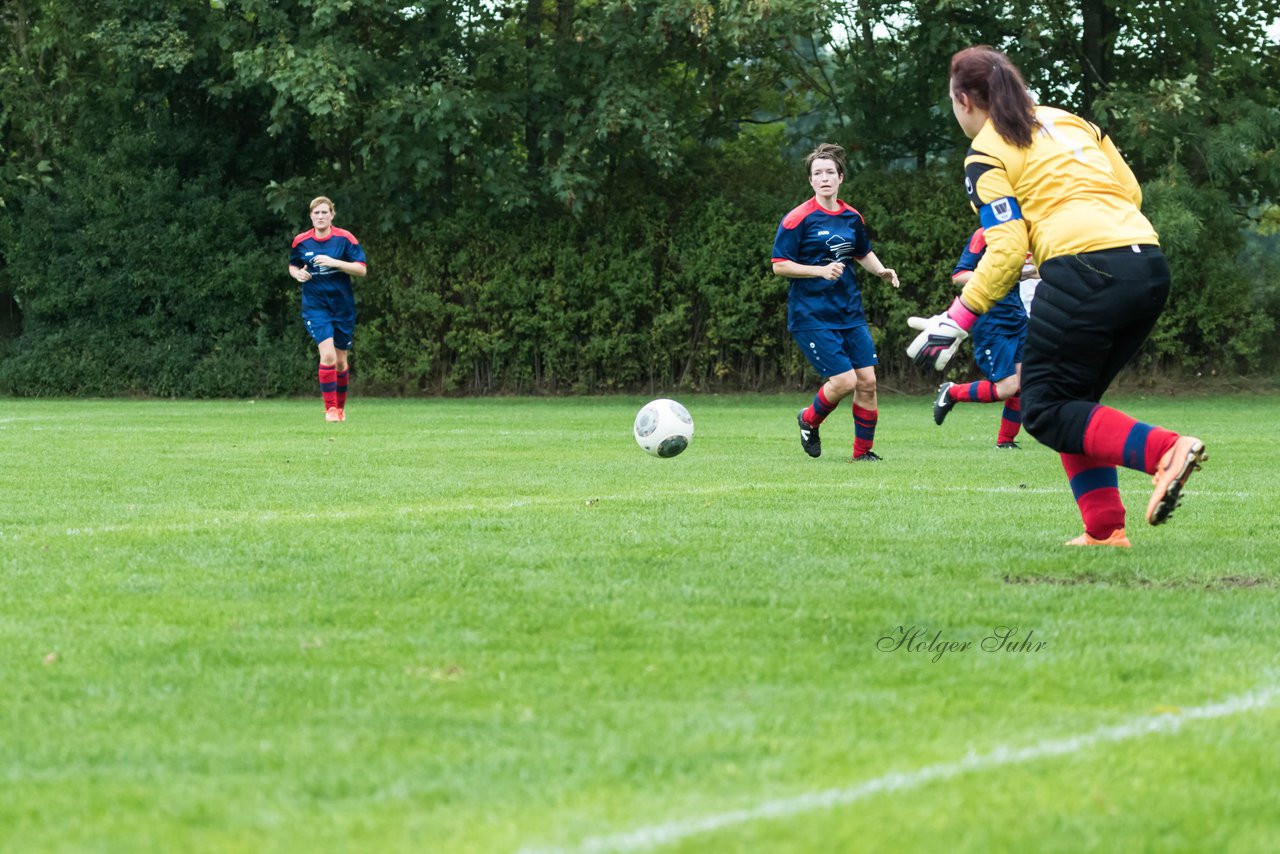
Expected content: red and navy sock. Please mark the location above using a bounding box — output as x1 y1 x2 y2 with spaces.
951 380 999 403
802 386 837 427
319 364 338 411
1082 405 1178 475
1061 452 1125 539
997 395 1022 444
852 404 877 457
336 368 350 410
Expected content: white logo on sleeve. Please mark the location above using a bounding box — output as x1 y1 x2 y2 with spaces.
992 198 1013 222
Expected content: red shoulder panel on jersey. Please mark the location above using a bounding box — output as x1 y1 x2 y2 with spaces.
291 229 316 248
780 199 821 230
967 228 987 253
330 227 360 244
781 199 859 230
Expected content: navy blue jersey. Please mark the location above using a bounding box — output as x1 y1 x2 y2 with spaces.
290 227 367 321
953 228 1026 334
772 198 872 331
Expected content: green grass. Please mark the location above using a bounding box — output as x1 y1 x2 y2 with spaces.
2 394 1277 853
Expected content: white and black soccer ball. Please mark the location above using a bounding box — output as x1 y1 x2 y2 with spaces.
633 398 694 458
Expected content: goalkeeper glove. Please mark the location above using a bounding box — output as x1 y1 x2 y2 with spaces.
905 297 979 371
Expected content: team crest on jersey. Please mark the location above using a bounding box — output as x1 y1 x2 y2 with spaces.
991 198 1013 222
825 234 855 260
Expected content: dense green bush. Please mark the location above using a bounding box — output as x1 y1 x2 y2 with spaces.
4 141 1275 398
350 150 978 396
0 127 305 397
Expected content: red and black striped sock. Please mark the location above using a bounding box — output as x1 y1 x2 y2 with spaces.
954 380 999 403
802 386 836 427
336 369 349 410
852 404 877 457
997 395 1022 444
319 364 338 411
1061 452 1125 539
1082 404 1178 474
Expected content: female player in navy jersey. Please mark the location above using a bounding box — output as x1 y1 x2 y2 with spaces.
772 143 899 462
288 196 368 422
906 46 1205 546
931 227 1037 448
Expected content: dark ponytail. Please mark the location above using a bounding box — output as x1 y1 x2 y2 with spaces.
950 46 1039 147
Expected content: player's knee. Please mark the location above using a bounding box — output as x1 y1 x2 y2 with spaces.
829 374 858 398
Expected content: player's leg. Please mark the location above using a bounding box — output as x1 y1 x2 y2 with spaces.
1024 247 1203 532
317 338 341 420
305 312 341 420
1060 451 1129 546
793 329 857 458
995 367 1023 448
845 326 881 461
331 323 354 420
984 333 1022 446
1021 249 1169 453
933 321 1008 426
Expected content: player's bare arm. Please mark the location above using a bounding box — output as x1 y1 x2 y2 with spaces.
310 256 368 277
856 252 899 288
772 259 845 281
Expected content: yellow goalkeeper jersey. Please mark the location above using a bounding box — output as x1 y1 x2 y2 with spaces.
960 105 1160 313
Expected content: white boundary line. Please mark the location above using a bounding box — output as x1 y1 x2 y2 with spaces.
522 685 1280 854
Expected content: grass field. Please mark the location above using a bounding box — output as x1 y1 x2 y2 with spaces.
3 393 1278 853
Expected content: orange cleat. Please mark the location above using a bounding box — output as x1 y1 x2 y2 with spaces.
325 407 342 422
337 408 346 422
1146 436 1206 526
1065 529 1132 548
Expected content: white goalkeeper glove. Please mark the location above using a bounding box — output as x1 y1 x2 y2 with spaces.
906 297 979 371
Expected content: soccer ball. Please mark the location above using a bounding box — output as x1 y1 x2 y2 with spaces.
633 398 694 458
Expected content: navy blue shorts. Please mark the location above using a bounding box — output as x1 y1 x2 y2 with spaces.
303 312 354 350
792 325 878 377
972 325 1024 382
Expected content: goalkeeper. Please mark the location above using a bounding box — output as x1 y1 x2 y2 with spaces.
907 46 1205 547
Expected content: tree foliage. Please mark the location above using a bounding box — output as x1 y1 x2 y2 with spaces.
0 0 1277 396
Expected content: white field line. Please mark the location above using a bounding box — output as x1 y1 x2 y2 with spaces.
521 685 1280 854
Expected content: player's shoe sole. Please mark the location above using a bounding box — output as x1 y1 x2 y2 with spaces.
933 382 956 426
797 411 821 458
1065 528 1132 548
1146 436 1206 526
995 440 1020 449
